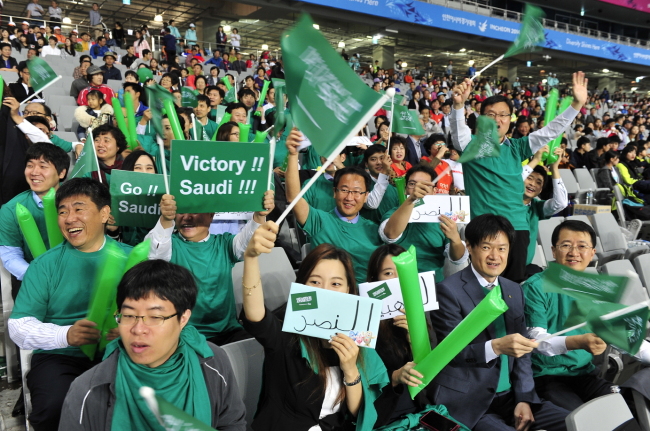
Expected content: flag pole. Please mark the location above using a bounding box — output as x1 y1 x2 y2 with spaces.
470 55 504 83
275 94 390 226
20 75 63 106
139 387 164 426
191 113 198 141
156 136 170 195
267 135 276 190
538 300 650 343
386 88 395 138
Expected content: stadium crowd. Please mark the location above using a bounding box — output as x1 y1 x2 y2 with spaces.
0 19 650 431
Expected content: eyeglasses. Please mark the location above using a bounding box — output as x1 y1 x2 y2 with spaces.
484 113 510 120
115 313 178 327
230 132 240 137
335 188 368 198
554 244 593 253
23 109 45 116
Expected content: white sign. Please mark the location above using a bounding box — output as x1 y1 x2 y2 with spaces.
358 271 438 320
408 195 470 224
212 212 254 221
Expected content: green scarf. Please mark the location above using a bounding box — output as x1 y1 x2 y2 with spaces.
106 326 214 431
300 340 390 431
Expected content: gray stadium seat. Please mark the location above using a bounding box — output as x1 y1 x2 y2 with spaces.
231 247 295 316
106 79 123 93
634 254 650 294
559 169 580 201
537 218 564 263
600 259 650 306
0 262 19 383
56 105 78 132
589 212 627 265
573 168 609 204
47 96 77 114
565 393 634 431
222 339 264 431
0 70 16 84
53 131 78 142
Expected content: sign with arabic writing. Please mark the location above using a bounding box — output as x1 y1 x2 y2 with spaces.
282 282 382 348
212 212 254 221
409 195 471 224
359 271 439 320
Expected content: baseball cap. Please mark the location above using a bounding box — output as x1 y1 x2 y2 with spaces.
8 22 15 26
54 26 61 30
22 21 30 25
86 65 103 75
189 23 195 27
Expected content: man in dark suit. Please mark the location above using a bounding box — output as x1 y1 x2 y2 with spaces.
404 134 425 166
430 214 570 431
9 61 41 103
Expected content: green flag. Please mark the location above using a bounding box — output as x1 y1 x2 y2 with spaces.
271 78 286 132
457 115 501 163
221 76 236 103
587 304 649 355
542 262 627 304
181 87 198 108
281 14 386 159
145 84 176 138
504 4 546 58
28 56 61 93
68 133 100 181
140 387 216 431
110 171 166 227
392 104 425 135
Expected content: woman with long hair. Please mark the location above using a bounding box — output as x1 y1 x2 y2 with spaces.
242 228 398 430
215 121 239 142
133 30 150 58
617 144 650 202
215 25 227 53
63 37 76 57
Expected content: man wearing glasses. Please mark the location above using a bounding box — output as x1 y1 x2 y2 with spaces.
9 178 133 431
522 220 650 410
450 72 588 282
285 129 383 284
59 260 246 430
381 164 468 283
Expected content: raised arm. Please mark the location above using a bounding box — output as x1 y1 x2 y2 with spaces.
242 221 278 323
383 180 432 240
450 78 473 151
284 129 310 225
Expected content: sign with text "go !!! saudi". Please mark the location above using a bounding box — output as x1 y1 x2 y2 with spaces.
282 283 382 348
110 170 166 228
170 140 272 213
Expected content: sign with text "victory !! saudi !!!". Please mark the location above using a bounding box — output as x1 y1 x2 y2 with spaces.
110 170 166 228
282 283 382 348
169 140 272 213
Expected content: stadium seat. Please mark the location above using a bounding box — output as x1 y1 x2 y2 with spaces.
565 393 634 431
222 338 264 431
106 79 123 93
589 213 627 265
530 243 547 269
573 168 609 204
633 254 650 292
537 218 564 263
53 131 78 143
632 389 650 431
47 96 77 114
0 70 16 84
599 260 649 305
0 262 19 383
232 247 295 316
56 106 77 132
559 169 581 202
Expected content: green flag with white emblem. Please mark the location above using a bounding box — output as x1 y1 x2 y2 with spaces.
68 132 100 181
457 115 501 163
504 4 546 58
28 56 61 93
391 104 425 135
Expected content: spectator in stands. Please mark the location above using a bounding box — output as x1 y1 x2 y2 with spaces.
89 2 103 40
8 178 133 431
129 49 152 71
74 89 114 140
522 146 568 270
184 23 197 46
77 32 91 51
10 61 41 103
596 150 620 189
512 117 532 139
77 64 114 106
206 86 224 121
430 214 570 430
149 58 161 75
161 27 176 64
521 220 643 410
70 59 91 98
62 38 76 58
26 45 39 60
229 28 240 51
617 144 650 199
112 22 124 48
585 137 611 170
204 49 223 68
193 95 218 140
59 260 247 430
133 30 150 58
102 30 116 48
230 51 246 73
99 51 121 83
48 0 62 25
284 129 383 283
450 72 587 282
40 35 60 56
122 82 147 116
404 128 426 167
0 143 68 287
51 26 65 43
219 52 231 71
145 182 273 345
86 124 126 184
207 66 220 86
120 44 136 68
0 43 18 71
387 137 411 182
12 34 28 53
90 36 109 60
185 63 205 89
26 0 45 26
570 137 591 169
382 164 468 282
215 25 226 53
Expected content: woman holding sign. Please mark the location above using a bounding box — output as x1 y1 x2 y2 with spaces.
242 222 401 431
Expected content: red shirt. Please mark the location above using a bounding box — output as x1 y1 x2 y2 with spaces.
419 157 452 194
391 161 412 177
77 84 115 106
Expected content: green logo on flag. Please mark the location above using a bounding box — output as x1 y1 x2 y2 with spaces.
367 283 392 300
291 291 318 310
392 104 425 135
181 87 198 108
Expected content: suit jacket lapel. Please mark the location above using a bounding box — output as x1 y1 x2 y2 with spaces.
461 267 497 340
498 276 517 335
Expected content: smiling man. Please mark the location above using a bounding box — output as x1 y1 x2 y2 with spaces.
145 189 274 345
59 260 246 431
285 129 383 283
431 214 570 431
194 95 218 140
451 72 588 282
0 143 69 289
8 178 133 431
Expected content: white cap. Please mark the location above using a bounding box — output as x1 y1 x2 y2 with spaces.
8 21 15 26
22 21 30 25
54 26 61 30
189 23 195 27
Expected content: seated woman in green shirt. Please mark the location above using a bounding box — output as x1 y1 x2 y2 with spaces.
381 164 468 282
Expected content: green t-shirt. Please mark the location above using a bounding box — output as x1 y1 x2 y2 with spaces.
462 136 532 230
121 226 149 247
301 208 382 284
135 116 155 137
302 175 334 212
381 207 449 283
50 134 73 153
302 146 322 171
170 233 242 338
522 272 596 377
195 119 218 141
11 237 133 357
0 190 49 262
360 181 399 224
526 199 547 265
